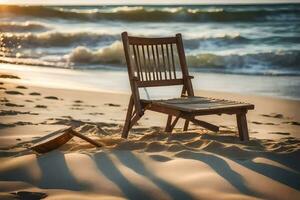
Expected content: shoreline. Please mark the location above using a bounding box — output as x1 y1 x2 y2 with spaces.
1 63 300 101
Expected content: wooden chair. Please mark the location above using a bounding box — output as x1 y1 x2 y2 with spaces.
121 32 254 141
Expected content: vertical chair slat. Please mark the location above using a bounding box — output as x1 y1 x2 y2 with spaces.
147 45 155 80
145 45 152 81
136 45 144 81
132 45 141 80
176 33 194 96
144 45 150 80
151 45 159 80
161 44 167 80
155 45 162 80
126 35 183 83
141 45 149 81
170 43 177 79
146 45 152 80
166 44 172 79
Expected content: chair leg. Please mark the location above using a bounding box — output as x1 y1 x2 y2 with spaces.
165 115 172 132
165 115 180 133
128 113 143 130
183 120 189 131
236 113 250 141
122 96 134 139
182 115 219 132
169 115 180 132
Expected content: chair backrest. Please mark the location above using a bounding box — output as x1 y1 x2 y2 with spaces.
121 32 194 114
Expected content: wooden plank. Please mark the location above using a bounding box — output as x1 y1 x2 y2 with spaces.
161 44 167 79
181 85 187 97
136 45 144 81
151 44 159 80
128 112 143 130
155 44 163 80
31 129 74 153
69 129 102 147
236 113 250 141
31 127 102 153
128 36 177 45
166 44 172 79
183 120 189 131
137 79 184 87
176 33 194 96
121 32 143 116
148 97 254 113
168 115 180 132
160 102 252 109
162 102 254 114
141 45 150 81
143 102 181 116
132 45 141 80
145 45 152 80
170 43 177 79
182 116 219 132
122 95 134 138
165 115 172 132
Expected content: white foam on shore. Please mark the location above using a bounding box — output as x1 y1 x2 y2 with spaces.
0 63 130 94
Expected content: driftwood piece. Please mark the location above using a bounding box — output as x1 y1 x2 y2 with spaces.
69 129 102 148
31 127 102 153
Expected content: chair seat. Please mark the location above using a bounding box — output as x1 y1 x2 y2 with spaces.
141 96 254 114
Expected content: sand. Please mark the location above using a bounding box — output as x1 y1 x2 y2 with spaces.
0 72 300 200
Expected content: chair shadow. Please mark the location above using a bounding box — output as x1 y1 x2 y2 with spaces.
175 150 261 198
92 151 150 200
36 150 83 190
0 150 84 191
206 148 300 190
113 151 195 200
200 134 300 190
237 157 300 190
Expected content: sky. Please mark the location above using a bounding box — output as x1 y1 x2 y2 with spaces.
0 0 299 5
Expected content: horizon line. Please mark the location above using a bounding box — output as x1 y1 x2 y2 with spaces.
0 0 300 6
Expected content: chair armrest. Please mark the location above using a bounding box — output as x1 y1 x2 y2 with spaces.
187 75 194 79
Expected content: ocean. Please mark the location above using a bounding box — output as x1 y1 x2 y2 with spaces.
0 4 300 99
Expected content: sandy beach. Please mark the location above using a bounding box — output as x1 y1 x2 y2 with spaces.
0 69 299 200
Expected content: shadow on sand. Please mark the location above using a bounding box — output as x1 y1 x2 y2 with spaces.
175 150 261 198
199 134 300 190
92 151 147 199
0 150 84 191
0 133 299 199
113 151 194 200
92 151 194 200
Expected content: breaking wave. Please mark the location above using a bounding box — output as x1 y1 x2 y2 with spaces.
186 51 300 69
0 32 118 48
2 31 300 51
66 41 125 65
1 32 246 49
66 43 300 70
0 21 49 32
1 43 299 75
1 5 299 22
